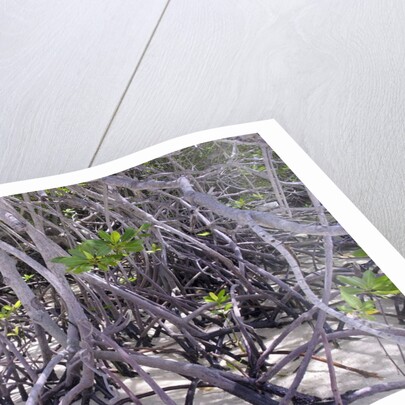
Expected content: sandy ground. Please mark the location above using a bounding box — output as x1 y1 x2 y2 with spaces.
10 307 405 404
64 322 405 404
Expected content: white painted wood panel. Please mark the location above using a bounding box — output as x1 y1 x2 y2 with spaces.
0 0 167 182
94 0 405 256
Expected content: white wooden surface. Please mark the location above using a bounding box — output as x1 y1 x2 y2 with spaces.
0 0 167 181
1 0 405 257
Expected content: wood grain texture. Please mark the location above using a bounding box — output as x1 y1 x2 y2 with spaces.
0 0 166 182
93 0 405 256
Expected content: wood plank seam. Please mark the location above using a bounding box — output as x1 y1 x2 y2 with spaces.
88 0 172 168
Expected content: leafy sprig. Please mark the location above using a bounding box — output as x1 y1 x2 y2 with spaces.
204 289 233 315
337 270 400 319
0 300 22 320
51 225 152 274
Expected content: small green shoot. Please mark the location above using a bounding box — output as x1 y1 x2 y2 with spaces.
146 243 162 254
252 164 266 172
231 198 247 209
0 301 22 321
118 276 137 285
62 208 77 218
46 187 71 197
7 326 21 338
204 289 232 316
337 270 401 319
197 231 211 237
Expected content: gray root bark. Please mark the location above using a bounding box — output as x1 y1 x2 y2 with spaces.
247 221 405 346
102 175 347 236
94 349 277 405
26 349 70 405
0 249 68 347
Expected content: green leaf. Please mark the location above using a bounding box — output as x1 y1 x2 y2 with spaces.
97 264 109 272
372 276 399 292
82 251 94 260
67 249 87 258
197 231 211 236
121 228 136 242
138 233 151 239
135 224 151 236
146 243 161 254
218 295 230 305
217 289 226 300
208 292 217 301
110 231 121 244
7 326 20 337
337 275 367 289
51 256 70 263
340 288 363 310
360 300 377 312
363 270 376 289
337 286 363 295
54 256 89 266
81 240 112 255
13 301 22 309
338 304 354 313
122 240 144 252
373 289 401 297
99 256 121 266
69 264 93 274
69 258 93 267
97 230 111 242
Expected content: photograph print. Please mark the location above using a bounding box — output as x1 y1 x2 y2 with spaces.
0 133 404 405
